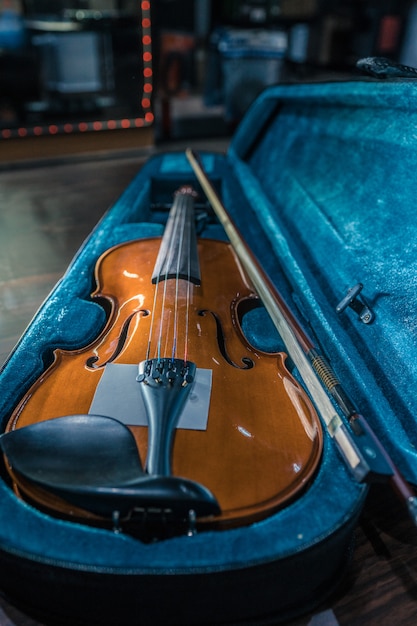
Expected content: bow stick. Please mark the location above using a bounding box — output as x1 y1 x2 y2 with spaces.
186 147 417 526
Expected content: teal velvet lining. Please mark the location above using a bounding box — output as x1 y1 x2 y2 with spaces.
241 305 286 353
0 81 417 621
4 81 411 591
0 147 365 579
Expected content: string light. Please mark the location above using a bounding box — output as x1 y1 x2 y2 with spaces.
2 2 153 139
140 0 154 125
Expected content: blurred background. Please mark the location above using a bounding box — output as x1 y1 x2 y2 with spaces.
1 0 416 160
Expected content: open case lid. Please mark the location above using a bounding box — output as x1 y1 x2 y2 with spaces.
225 79 417 486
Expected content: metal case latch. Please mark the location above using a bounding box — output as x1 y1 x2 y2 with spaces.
336 283 374 324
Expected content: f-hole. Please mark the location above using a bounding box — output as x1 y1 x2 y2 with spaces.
86 309 150 369
198 309 254 370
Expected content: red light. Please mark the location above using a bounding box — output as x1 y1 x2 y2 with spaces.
143 51 152 62
144 67 152 78
18 127 28 137
141 1 150 10
135 118 144 127
142 18 151 28
93 121 102 131
78 122 88 132
142 35 151 45
121 119 131 129
107 120 117 130
144 83 152 94
33 126 43 136
64 123 73 133
142 98 151 108
145 112 154 123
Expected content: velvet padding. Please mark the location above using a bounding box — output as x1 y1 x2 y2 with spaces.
2 79 413 624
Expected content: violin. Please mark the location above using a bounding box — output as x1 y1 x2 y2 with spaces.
3 186 322 537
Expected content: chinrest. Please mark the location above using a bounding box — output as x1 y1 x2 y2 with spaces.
0 415 220 524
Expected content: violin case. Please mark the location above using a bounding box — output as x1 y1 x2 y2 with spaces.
0 76 416 625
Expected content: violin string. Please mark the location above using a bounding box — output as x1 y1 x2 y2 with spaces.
146 195 177 361
172 193 187 362
156 234 174 363
184 225 192 366
146 274 160 361
179 191 194 365
146 191 193 365
155 191 183 363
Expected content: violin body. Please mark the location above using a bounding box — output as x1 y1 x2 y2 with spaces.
7 235 322 530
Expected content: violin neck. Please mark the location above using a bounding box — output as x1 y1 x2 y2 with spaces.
152 187 201 285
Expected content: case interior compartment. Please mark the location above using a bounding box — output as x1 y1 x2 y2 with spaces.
1 79 415 624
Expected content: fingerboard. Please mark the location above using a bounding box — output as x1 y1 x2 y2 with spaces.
151 187 201 285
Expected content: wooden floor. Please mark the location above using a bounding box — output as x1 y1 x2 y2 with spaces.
0 141 416 625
